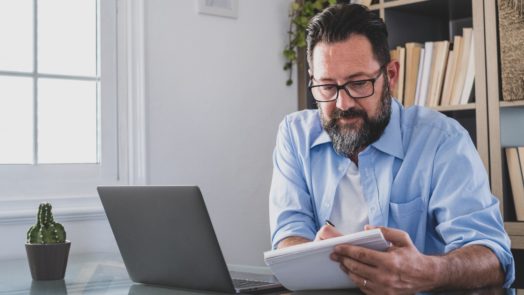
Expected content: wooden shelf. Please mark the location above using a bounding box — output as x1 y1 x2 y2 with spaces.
500 100 524 108
505 222 524 236
431 103 476 112
505 222 524 249
509 235 524 250
383 0 432 9
369 3 381 11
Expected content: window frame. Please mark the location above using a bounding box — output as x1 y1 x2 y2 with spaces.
0 0 123 199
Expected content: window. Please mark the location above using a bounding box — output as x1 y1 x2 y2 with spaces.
0 0 120 198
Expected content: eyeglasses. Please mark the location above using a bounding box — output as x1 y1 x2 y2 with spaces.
308 65 386 103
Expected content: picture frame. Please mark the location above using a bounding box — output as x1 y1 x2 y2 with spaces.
197 0 238 19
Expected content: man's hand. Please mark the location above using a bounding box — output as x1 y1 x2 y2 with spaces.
330 226 505 294
331 226 437 294
276 236 311 249
278 223 343 249
314 223 343 241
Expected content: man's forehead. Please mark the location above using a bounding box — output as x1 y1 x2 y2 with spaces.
311 36 380 80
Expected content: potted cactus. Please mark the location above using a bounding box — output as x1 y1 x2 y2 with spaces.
25 203 71 280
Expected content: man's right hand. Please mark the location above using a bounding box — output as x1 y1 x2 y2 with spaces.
315 223 343 241
276 236 311 249
276 224 343 249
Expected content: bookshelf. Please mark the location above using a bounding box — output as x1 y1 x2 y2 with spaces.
297 0 489 168
294 0 523 285
484 0 524 252
295 0 522 248
375 0 489 170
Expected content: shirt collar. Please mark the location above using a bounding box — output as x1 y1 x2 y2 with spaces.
310 99 405 160
370 99 404 160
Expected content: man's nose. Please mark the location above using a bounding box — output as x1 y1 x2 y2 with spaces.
336 88 357 111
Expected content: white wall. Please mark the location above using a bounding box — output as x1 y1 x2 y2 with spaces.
145 0 296 267
0 0 297 268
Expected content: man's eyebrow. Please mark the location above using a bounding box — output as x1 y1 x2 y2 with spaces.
315 71 374 83
345 71 375 80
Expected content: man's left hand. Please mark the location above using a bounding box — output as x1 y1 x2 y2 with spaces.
330 226 439 295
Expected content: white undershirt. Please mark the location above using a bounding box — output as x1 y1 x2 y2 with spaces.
329 161 369 235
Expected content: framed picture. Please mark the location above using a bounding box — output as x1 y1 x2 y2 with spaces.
197 0 238 19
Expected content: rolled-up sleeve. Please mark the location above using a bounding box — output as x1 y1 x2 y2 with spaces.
269 117 316 249
430 130 515 287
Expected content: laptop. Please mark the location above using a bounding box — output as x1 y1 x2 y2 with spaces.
98 185 282 293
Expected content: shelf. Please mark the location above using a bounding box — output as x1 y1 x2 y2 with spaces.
500 100 524 108
383 0 435 9
505 222 524 236
371 0 430 10
384 0 472 19
431 103 476 112
369 2 381 11
510 235 524 250
505 222 524 249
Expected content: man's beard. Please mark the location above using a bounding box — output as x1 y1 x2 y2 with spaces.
319 79 392 158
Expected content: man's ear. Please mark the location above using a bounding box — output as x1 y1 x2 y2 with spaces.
386 60 400 92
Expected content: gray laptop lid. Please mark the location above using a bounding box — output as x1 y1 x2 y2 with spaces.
98 186 236 293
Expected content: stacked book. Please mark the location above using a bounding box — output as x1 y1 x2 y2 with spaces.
505 147 524 221
390 28 475 108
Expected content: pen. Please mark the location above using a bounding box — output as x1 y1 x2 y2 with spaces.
325 219 335 227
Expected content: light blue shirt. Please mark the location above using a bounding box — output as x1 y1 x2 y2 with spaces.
269 99 515 287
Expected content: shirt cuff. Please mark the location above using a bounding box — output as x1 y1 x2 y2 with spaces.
271 222 316 250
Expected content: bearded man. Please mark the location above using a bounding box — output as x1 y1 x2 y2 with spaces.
269 4 514 294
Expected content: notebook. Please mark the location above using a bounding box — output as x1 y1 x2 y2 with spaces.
98 185 282 293
264 229 390 291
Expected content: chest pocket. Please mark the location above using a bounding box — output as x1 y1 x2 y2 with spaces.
388 197 425 241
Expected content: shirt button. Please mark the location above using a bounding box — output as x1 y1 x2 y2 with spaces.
325 203 330 208
370 206 376 212
338 166 344 172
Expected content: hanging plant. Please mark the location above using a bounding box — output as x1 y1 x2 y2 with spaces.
283 0 337 86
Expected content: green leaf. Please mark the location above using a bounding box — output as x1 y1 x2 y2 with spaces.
313 1 323 10
283 0 337 85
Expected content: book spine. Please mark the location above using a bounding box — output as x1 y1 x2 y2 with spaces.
506 147 524 221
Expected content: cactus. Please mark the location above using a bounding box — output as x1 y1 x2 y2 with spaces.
27 203 66 244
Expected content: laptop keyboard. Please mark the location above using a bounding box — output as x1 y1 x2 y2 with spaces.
232 278 272 288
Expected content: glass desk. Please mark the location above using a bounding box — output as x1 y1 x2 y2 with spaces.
0 252 519 295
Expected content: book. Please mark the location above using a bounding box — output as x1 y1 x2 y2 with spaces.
518 147 524 220
417 42 434 106
459 33 475 105
425 41 450 106
440 46 455 105
441 36 462 106
414 48 425 106
397 46 406 104
403 42 423 107
450 28 473 105
505 147 524 221
264 229 390 291
351 0 372 7
497 1 524 101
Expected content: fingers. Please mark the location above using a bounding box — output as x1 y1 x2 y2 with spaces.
374 226 413 247
314 224 343 241
364 224 378 230
346 267 374 293
332 253 379 282
333 244 388 266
